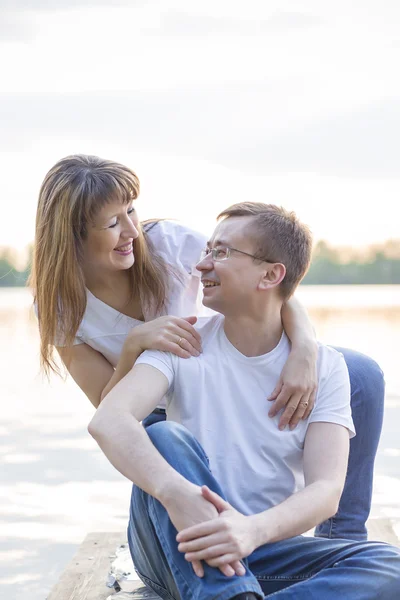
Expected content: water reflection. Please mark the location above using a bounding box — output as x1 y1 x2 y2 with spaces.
1 287 399 600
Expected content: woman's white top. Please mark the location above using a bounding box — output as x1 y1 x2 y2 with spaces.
68 220 207 367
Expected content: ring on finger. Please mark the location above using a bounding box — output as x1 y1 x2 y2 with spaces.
301 401 309 407
177 337 184 346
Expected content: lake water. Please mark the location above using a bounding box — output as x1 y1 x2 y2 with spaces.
1 286 400 600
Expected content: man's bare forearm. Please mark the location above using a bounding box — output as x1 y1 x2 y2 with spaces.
89 409 188 504
250 479 342 548
250 423 349 548
89 365 189 505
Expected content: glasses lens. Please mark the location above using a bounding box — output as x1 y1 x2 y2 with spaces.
214 247 229 260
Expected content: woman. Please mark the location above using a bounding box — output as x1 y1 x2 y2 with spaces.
30 154 384 541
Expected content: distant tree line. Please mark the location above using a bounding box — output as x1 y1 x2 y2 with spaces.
1 240 400 287
302 240 400 285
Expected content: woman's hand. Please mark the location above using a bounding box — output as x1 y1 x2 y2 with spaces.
126 315 202 359
100 316 202 403
268 343 318 430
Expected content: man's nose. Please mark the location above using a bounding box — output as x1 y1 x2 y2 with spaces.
196 254 213 272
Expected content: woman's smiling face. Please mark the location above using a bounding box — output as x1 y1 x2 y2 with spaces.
82 198 140 274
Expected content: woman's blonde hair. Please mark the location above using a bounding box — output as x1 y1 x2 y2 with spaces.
30 154 170 376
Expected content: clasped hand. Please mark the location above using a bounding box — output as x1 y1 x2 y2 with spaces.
174 486 256 577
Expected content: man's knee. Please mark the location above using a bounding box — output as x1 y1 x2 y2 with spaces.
145 420 195 453
348 348 383 385
354 353 385 395
146 419 187 443
145 420 209 467
337 347 385 401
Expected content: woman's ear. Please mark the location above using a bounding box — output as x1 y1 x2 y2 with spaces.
258 263 286 291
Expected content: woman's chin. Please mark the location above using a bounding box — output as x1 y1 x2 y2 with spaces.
112 253 135 270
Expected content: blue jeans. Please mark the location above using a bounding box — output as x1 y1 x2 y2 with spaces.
128 422 400 599
143 347 385 542
315 347 385 540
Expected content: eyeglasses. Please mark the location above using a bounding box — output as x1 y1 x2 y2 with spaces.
199 245 274 263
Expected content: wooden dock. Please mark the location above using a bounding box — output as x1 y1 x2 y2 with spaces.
47 519 399 600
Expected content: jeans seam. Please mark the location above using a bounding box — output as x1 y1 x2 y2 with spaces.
211 583 263 600
330 516 337 537
139 561 263 600
262 570 320 597
148 497 262 600
148 500 193 600
135 570 178 600
317 515 335 538
129 491 180 600
255 574 313 581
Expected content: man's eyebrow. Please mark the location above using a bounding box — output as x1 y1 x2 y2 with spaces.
206 238 229 247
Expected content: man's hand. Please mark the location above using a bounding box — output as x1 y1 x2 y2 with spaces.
162 482 245 578
176 486 257 568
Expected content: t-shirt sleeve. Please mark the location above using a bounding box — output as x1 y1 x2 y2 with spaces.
56 331 85 347
147 220 207 278
135 349 175 390
309 348 355 438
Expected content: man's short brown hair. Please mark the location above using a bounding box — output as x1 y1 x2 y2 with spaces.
217 202 313 298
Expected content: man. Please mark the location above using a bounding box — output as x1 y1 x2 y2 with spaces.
89 203 400 599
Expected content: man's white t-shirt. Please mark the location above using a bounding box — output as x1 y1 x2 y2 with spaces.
60 220 207 366
135 314 355 516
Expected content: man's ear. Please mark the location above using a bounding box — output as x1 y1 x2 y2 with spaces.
258 263 286 291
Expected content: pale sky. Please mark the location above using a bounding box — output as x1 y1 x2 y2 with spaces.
1 0 400 251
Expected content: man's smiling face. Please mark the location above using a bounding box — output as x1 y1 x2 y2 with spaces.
196 216 270 316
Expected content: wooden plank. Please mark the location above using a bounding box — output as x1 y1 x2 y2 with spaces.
47 532 157 600
48 519 399 599
46 532 120 600
367 518 399 546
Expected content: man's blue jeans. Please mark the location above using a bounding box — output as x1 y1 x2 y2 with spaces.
128 422 400 599
142 347 385 542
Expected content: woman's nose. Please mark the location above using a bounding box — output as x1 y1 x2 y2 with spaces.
123 218 139 239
